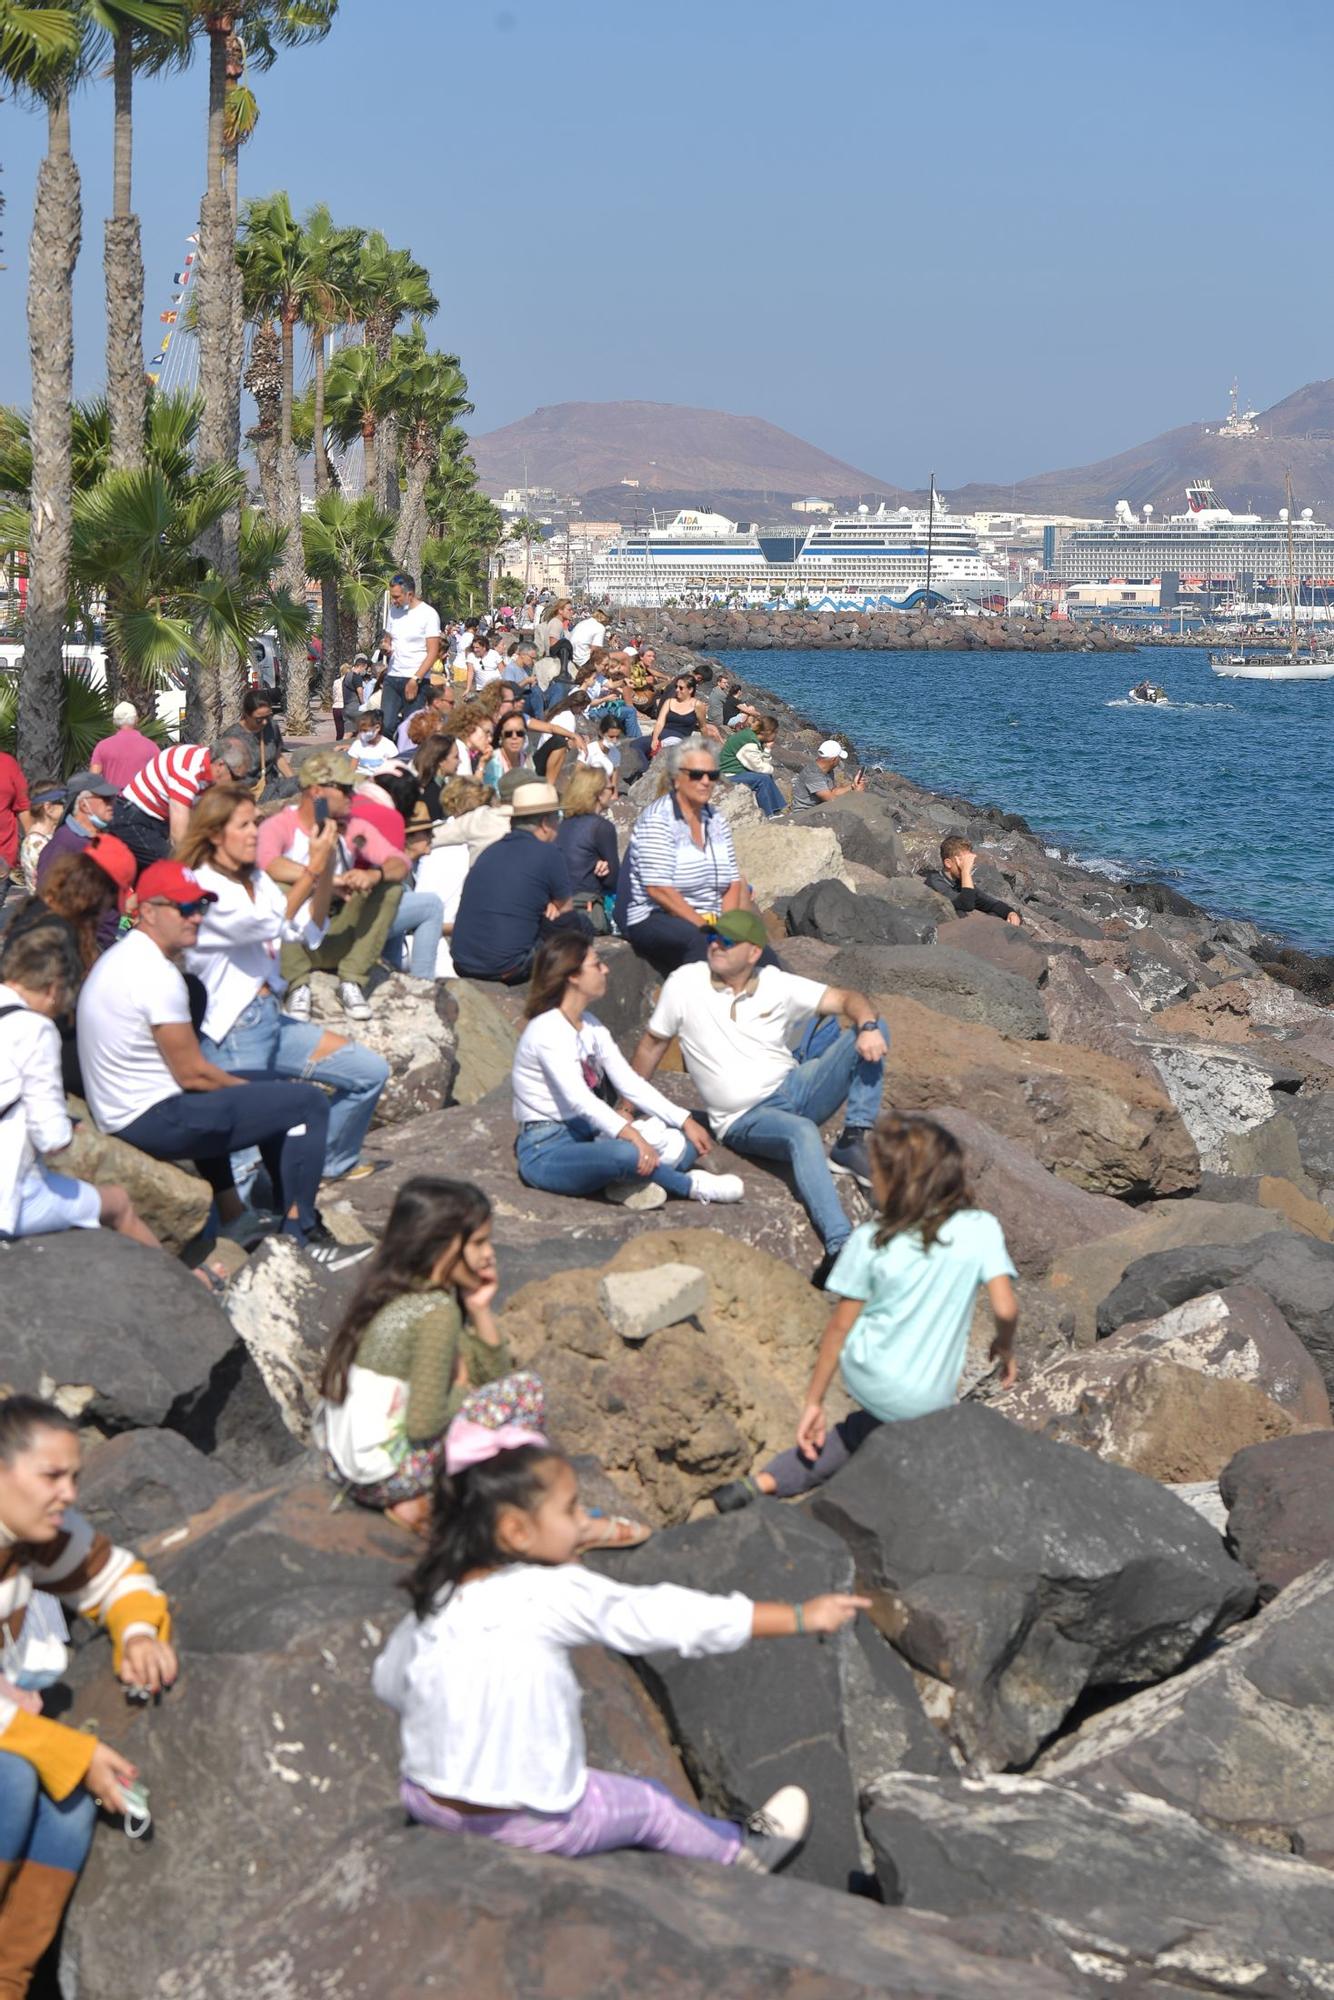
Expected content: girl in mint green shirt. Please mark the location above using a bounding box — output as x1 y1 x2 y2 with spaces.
711 1116 1019 1508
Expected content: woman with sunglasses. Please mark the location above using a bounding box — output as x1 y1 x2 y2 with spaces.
620 736 751 978
649 674 706 758
483 713 533 792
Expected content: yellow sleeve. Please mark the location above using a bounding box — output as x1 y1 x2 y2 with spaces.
96 1560 172 1670
0 1710 97 1802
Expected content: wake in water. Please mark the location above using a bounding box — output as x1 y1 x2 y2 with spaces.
1104 698 1236 712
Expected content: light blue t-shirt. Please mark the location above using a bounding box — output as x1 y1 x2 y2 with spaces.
827 1210 1016 1423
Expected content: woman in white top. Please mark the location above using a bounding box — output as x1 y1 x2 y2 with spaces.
511 933 743 1211
177 786 390 1185
373 1372 865 1872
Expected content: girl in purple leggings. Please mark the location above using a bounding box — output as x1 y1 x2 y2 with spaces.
372 1374 866 1873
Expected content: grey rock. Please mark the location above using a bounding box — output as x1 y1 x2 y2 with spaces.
865 1769 1334 1994
598 1262 710 1343
1291 1092 1334 1192
589 1501 949 1891
809 1403 1256 1768
1040 1560 1334 1866
0 1231 297 1482
929 1108 1128 1277
310 967 455 1129
783 877 929 947
77 1428 239 1545
223 1233 357 1436
1223 1111 1315 1190
1096 1230 1334 1402
1144 1041 1286 1172
823 944 1049 1040
798 803 908 879
1221 1432 1334 1599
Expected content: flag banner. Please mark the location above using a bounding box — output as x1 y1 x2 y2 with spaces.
160 311 178 324
172 271 188 285
160 334 171 350
147 372 160 385
186 234 198 246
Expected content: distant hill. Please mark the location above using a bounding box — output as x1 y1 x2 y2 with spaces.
948 381 1334 519
469 401 907 510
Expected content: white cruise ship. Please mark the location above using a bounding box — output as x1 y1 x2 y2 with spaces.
1054 483 1334 599
588 498 1008 610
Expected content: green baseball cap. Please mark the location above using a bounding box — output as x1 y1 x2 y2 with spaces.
298 747 358 788
714 909 769 949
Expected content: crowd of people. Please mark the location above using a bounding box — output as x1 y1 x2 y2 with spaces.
0 576 1037 1954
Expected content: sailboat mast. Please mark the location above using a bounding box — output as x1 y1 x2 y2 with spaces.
1287 472 1297 665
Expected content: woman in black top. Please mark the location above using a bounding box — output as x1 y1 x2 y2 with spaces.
555 765 619 921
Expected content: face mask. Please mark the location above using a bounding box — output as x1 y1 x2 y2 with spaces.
87 804 112 830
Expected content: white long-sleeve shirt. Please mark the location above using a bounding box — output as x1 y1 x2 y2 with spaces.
0 985 73 1201
373 1562 752 1811
184 864 326 1044
511 1007 686 1139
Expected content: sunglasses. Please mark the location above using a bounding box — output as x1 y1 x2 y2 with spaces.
500 728 526 739
148 896 211 918
682 768 719 782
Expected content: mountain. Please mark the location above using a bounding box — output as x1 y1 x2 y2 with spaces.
468 400 908 514
947 381 1334 519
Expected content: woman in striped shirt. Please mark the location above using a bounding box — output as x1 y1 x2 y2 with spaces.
621 736 750 978
0 1396 174 1989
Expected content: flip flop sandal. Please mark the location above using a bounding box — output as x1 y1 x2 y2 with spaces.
582 1511 653 1551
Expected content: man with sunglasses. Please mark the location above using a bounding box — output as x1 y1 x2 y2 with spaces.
75 862 367 1270
631 908 888 1281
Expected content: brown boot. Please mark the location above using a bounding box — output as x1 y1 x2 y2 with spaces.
0 1860 78 1997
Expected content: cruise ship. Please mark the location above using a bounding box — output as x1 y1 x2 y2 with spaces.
587 499 1008 610
1054 482 1334 599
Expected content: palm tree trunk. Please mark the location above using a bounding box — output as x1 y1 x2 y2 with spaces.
338 597 359 666
187 17 236 741
321 578 340 691
278 310 310 733
21 89 80 778
393 453 431 582
105 32 144 476
362 420 378 509
312 328 329 496
244 318 281 518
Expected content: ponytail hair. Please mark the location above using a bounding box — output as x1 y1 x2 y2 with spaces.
402 1446 563 1618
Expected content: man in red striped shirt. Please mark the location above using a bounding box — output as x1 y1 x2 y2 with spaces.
109 742 233 872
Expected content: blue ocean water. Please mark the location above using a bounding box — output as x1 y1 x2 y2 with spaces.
716 645 1334 954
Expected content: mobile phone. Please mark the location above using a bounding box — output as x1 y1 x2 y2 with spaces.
314 797 329 828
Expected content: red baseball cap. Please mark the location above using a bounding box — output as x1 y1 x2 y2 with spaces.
82 832 138 909
135 860 218 908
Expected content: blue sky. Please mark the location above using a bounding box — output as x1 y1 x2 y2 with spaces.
2 0 1332 487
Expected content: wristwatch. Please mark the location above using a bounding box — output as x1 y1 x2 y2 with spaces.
855 1021 878 1035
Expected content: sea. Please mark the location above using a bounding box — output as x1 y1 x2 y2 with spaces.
715 644 1334 958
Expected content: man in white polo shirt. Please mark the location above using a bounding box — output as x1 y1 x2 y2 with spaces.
630 908 888 1278
380 572 442 744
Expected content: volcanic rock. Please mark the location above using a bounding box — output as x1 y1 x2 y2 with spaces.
809 1403 1256 1767
1220 1431 1334 1598
77 1428 240 1545
823 944 1048 1040
928 1109 1128 1277
783 878 928 948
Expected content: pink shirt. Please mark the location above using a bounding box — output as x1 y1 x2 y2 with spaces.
90 727 158 792
255 805 401 873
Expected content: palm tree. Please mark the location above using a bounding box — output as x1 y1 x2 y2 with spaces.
391 325 471 582
506 514 546 601
301 491 394 668
323 339 407 516
95 0 190 474
299 202 360 682
186 0 337 734
350 229 436 512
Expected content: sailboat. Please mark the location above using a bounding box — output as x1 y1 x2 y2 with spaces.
1211 475 1334 680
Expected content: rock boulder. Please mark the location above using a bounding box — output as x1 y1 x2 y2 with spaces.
823 945 1048 1041
928 1109 1129 1277
77 1428 241 1545
783 877 929 948
1220 1431 1334 1598
809 1403 1256 1768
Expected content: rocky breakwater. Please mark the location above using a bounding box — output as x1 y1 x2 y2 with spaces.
30 657 1334 1993
636 603 1124 652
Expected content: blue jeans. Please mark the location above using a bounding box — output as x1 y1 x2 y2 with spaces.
381 677 424 742
119 1082 329 1237
723 1019 888 1252
726 771 786 817
201 990 390 1181
0 1751 96 1874
385 890 445 980
515 1116 698 1200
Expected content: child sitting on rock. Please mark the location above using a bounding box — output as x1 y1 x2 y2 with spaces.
315 1176 513 1533
372 1372 867 1872
711 1115 1019 1509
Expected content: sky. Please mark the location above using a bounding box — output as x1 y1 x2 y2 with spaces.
2 0 1333 489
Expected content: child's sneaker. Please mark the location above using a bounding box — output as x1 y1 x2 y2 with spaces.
733 1786 810 1874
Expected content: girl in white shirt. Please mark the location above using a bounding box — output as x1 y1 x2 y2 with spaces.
512 933 744 1210
373 1373 866 1872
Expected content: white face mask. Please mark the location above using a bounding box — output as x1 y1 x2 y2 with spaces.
86 802 112 830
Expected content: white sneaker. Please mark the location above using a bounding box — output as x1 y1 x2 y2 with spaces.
688 1170 744 1204
604 1178 667 1211
284 984 312 1023
733 1785 810 1874
339 980 372 1021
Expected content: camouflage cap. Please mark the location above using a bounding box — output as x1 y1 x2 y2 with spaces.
297 747 358 788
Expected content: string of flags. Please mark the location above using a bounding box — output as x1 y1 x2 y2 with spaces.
146 234 199 385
